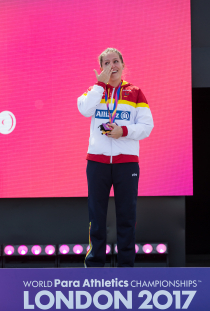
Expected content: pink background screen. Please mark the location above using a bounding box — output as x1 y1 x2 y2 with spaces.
0 0 192 197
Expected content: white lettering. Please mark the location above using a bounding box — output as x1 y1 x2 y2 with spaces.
76 291 92 309
182 291 197 309
56 291 73 309
105 281 111 287
24 291 34 309
54 279 60 287
35 291 55 310
131 280 137 287
73 281 80 287
114 291 132 309
46 281 52 287
23 281 32 287
93 290 113 310
173 291 181 309
83 279 90 287
153 290 173 310
32 281 38 288
61 281 68 287
142 281 148 287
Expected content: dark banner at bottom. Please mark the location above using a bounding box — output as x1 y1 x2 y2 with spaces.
0 268 208 310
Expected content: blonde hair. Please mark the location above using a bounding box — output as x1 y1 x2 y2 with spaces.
98 48 124 67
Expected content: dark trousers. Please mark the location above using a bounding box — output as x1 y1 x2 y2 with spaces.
85 160 139 267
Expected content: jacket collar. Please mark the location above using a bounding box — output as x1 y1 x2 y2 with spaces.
107 80 129 89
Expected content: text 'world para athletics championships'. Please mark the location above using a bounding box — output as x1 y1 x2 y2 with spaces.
22 278 199 310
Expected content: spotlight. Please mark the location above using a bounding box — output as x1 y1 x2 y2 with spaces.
59 245 70 254
45 245 55 255
18 245 28 255
58 244 112 267
134 243 168 255
58 244 88 268
114 244 139 254
73 245 83 254
58 244 87 255
86 244 111 254
30 245 56 256
106 244 111 254
58 244 112 256
4 245 15 256
31 245 42 255
3 244 56 256
135 243 169 267
156 244 167 253
2 244 57 268
113 243 168 267
142 244 153 254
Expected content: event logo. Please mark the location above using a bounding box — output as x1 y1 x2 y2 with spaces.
23 289 197 310
0 111 16 134
22 278 198 310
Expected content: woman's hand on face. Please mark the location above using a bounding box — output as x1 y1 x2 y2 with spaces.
94 64 113 84
107 123 123 139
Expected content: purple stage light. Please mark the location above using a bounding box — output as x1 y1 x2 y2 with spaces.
59 245 70 254
142 244 153 254
115 245 118 253
156 244 167 253
31 245 42 255
45 245 55 255
135 244 139 253
73 245 83 254
4 245 15 255
106 245 111 254
18 245 28 255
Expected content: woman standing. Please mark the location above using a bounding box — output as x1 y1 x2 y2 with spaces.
77 48 154 267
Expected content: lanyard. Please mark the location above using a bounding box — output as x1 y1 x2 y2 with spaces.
105 82 122 123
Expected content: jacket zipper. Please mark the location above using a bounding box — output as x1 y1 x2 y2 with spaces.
110 88 115 164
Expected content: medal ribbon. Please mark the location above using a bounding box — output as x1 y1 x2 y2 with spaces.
105 82 122 123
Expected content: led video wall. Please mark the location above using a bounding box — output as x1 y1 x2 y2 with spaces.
0 0 192 197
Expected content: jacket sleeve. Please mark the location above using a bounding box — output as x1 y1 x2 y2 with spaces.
126 89 154 141
77 84 105 117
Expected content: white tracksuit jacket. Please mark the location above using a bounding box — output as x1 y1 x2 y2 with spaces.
77 80 154 163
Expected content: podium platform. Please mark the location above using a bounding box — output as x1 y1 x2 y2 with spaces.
0 267 207 310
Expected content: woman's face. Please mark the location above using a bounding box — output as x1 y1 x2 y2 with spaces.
100 52 124 84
